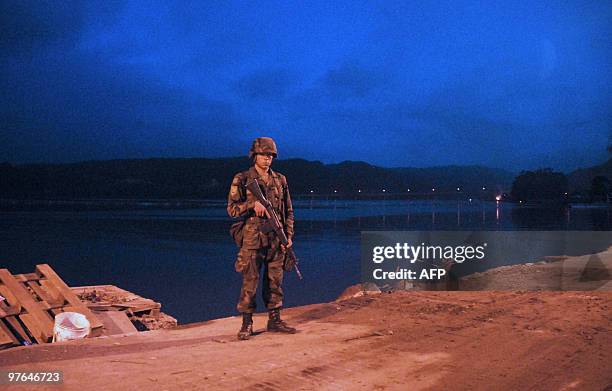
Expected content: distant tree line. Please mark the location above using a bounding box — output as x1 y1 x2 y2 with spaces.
1 157 610 203
511 169 568 202
512 167 611 203
0 158 514 200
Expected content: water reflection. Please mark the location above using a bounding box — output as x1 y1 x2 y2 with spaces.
299 199 611 231
591 207 611 230
496 201 500 223
1 200 610 323
511 206 569 229
457 201 460 226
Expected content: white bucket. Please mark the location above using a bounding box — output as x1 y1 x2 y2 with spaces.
53 312 91 342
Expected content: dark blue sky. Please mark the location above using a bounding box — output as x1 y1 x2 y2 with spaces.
1 1 611 172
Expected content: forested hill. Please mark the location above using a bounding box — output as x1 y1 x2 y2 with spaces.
567 158 612 194
0 158 517 199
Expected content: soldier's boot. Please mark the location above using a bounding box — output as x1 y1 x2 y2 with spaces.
267 308 297 334
237 313 253 340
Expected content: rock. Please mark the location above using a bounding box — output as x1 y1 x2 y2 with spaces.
335 283 381 302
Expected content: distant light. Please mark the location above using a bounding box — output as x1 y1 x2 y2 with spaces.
407 188 411 192
382 189 386 193
432 188 436 192
358 189 362 193
519 200 523 203
495 195 502 201
564 192 568 195
469 198 472 202
456 187 461 191
310 190 314 193
334 190 338 193
482 186 486 190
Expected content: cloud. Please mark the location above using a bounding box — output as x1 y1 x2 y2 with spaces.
1 1 610 171
321 63 383 98
0 1 82 52
233 69 296 100
0 47 247 163
0 1 124 54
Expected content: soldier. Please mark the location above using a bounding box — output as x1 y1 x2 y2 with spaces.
227 137 297 340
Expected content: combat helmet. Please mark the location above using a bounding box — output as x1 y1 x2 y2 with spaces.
249 137 278 159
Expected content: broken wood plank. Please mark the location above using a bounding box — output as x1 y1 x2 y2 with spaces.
0 285 21 313
110 303 160 312
14 273 41 282
39 279 64 304
85 304 116 311
0 301 22 318
0 320 18 348
0 269 53 342
27 281 63 307
95 311 138 336
71 285 110 292
18 314 45 343
4 316 33 344
35 265 102 331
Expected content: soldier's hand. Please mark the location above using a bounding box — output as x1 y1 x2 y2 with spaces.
253 201 269 217
281 238 293 251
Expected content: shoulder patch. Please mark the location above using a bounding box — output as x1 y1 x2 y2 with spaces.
279 173 287 186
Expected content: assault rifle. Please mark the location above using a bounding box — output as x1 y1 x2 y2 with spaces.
246 179 303 279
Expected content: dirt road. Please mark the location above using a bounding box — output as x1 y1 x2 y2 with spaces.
1 290 610 390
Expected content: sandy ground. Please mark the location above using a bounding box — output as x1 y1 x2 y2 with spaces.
458 246 612 291
0 289 610 391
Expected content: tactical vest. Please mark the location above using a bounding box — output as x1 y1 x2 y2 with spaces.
230 167 287 248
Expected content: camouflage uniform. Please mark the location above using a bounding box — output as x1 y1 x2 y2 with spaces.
227 166 294 313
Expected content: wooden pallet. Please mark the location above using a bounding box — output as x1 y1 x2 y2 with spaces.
0 264 102 349
71 285 178 335
71 285 161 317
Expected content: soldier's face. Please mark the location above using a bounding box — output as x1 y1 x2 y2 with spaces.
254 153 274 170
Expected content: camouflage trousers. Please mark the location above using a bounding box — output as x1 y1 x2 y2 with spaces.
235 245 285 313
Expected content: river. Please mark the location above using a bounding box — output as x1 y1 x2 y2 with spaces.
1 199 610 323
